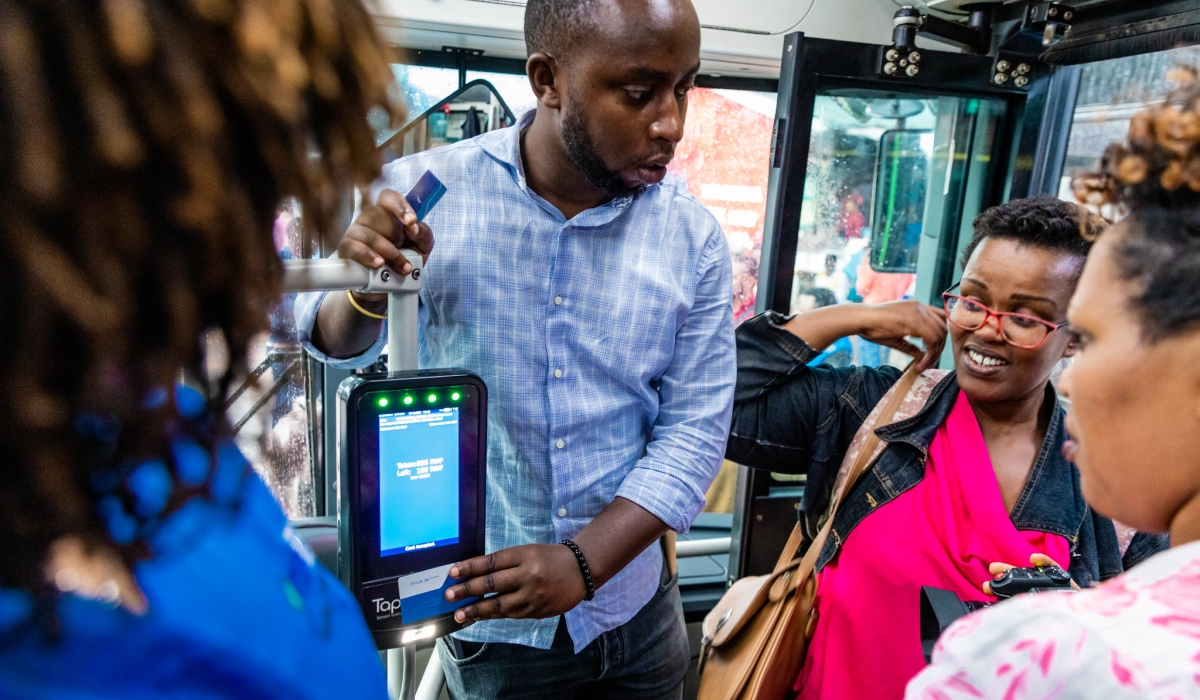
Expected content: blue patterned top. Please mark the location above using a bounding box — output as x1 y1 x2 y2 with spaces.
295 111 736 651
0 387 386 699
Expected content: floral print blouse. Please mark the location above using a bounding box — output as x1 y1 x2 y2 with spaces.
907 540 1200 699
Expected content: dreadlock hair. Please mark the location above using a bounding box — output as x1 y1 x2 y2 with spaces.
0 0 399 594
961 196 1104 282
1073 67 1200 342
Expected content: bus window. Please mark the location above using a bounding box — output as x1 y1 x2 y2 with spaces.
669 87 777 327
372 64 461 144
1061 45 1200 200
231 199 321 519
793 93 1005 371
466 70 539 118
668 86 778 514
870 129 933 274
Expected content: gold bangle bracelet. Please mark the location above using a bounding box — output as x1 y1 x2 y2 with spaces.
346 290 387 320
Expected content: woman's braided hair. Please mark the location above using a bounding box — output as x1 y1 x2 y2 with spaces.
1073 67 1200 342
0 0 399 591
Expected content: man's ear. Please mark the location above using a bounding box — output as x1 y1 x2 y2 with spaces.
526 53 563 110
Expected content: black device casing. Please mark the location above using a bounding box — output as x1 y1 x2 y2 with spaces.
336 369 488 649
989 565 1072 599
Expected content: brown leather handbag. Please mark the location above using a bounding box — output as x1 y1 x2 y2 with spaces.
697 363 945 700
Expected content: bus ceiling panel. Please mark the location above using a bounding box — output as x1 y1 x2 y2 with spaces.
376 0 822 37
694 50 786 81
387 29 527 63
692 0 815 36
371 0 926 79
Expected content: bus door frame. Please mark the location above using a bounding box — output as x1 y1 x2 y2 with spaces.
730 31 1077 582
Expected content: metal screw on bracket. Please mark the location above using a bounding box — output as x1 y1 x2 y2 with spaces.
1064 10 1073 19
906 64 920 77
1014 75 1029 87
994 73 1009 84
381 270 391 282
908 51 921 63
899 58 908 67
1017 63 1031 74
996 60 1011 72
412 269 421 281
1048 6 1057 16
886 48 900 62
884 62 898 75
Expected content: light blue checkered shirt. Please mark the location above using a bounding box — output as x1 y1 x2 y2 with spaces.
295 111 734 651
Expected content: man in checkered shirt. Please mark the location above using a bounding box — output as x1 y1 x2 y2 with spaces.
296 0 734 695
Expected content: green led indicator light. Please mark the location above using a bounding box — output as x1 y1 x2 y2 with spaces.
427 393 438 403
377 397 389 408
451 392 462 401
402 395 414 406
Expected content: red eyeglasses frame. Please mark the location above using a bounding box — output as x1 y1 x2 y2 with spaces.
941 283 1069 350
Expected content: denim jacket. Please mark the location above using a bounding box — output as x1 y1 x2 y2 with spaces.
727 313 1168 587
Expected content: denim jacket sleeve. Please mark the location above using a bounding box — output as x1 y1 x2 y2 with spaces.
727 312 904 496
1124 531 1170 570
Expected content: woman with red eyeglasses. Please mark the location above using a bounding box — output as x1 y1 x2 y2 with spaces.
726 196 1168 699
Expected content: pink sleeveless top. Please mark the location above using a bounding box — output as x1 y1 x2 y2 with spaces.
796 391 1070 699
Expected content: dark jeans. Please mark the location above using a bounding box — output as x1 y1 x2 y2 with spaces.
437 575 688 700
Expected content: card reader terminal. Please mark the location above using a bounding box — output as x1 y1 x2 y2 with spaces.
338 371 488 649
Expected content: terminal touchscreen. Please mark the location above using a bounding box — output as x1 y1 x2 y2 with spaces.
379 406 461 557
337 370 487 648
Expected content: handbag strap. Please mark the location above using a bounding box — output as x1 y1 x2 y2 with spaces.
772 361 924 575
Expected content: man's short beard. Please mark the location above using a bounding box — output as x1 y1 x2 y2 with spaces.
561 106 641 199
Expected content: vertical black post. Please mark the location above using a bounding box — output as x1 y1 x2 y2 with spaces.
1006 62 1072 199
1026 65 1081 197
756 32 817 316
731 32 817 582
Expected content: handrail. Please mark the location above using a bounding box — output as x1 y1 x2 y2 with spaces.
223 350 303 411
675 536 731 558
378 79 517 160
280 255 421 294
414 650 444 700
231 358 301 434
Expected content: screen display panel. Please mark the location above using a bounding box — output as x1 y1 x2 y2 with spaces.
355 380 484 584
378 407 461 556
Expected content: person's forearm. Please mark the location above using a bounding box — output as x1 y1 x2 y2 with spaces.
782 303 874 351
572 497 669 590
311 292 387 359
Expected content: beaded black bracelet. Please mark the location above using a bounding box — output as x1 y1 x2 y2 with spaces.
560 539 595 601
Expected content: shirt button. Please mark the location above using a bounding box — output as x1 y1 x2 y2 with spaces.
557 507 567 517
554 296 563 306
556 439 565 449
554 369 563 379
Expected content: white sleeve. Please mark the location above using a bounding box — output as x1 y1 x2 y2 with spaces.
905 595 1141 700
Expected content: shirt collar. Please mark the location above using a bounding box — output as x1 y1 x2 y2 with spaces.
477 110 640 226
